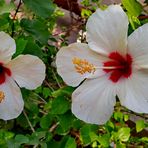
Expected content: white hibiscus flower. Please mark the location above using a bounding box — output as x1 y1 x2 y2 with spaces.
0 32 45 120
56 5 148 124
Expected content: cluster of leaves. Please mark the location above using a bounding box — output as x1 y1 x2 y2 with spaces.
0 0 148 147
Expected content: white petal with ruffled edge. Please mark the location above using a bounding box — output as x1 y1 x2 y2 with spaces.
56 43 107 87
128 24 148 69
72 76 116 124
118 71 148 113
7 55 46 90
0 77 24 120
86 5 128 55
0 32 16 63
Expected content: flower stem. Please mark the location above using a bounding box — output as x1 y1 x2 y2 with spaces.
23 110 35 133
11 0 22 37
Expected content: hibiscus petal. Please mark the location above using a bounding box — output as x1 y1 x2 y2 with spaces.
7 55 46 90
72 76 116 124
0 32 16 63
56 43 106 87
86 5 128 55
0 78 24 120
128 24 148 68
118 71 148 113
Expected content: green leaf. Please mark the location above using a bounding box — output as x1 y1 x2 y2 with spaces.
0 130 14 140
123 114 129 122
65 137 76 148
114 112 123 122
136 120 145 133
47 140 61 148
80 125 91 145
81 9 92 18
122 0 142 17
56 112 74 134
27 131 46 145
40 143 47 148
15 135 29 144
52 86 75 98
106 120 115 132
43 87 52 98
0 14 9 29
22 38 44 59
23 0 55 18
97 134 110 147
13 38 28 58
51 96 70 114
40 114 52 129
139 137 148 142
20 19 50 44
116 127 130 142
25 100 39 114
116 142 126 148
80 124 98 145
0 0 15 15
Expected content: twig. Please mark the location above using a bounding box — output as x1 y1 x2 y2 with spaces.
33 92 47 104
138 15 148 20
52 69 62 88
49 122 59 132
44 80 55 91
39 110 48 115
23 110 35 133
11 0 22 37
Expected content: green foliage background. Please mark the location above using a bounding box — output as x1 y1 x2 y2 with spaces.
0 0 148 147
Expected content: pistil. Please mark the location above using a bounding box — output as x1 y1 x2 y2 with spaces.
0 63 11 84
103 52 132 83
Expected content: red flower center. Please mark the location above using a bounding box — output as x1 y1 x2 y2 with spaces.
0 63 11 84
103 52 132 83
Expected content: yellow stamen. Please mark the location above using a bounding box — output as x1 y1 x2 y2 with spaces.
72 57 96 75
0 91 5 103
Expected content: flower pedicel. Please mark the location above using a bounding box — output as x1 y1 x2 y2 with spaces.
56 5 148 124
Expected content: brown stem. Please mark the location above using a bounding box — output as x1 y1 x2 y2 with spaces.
11 0 22 37
138 15 148 20
23 110 35 133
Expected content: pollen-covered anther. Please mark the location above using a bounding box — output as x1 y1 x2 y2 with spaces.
72 57 96 75
0 91 5 103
